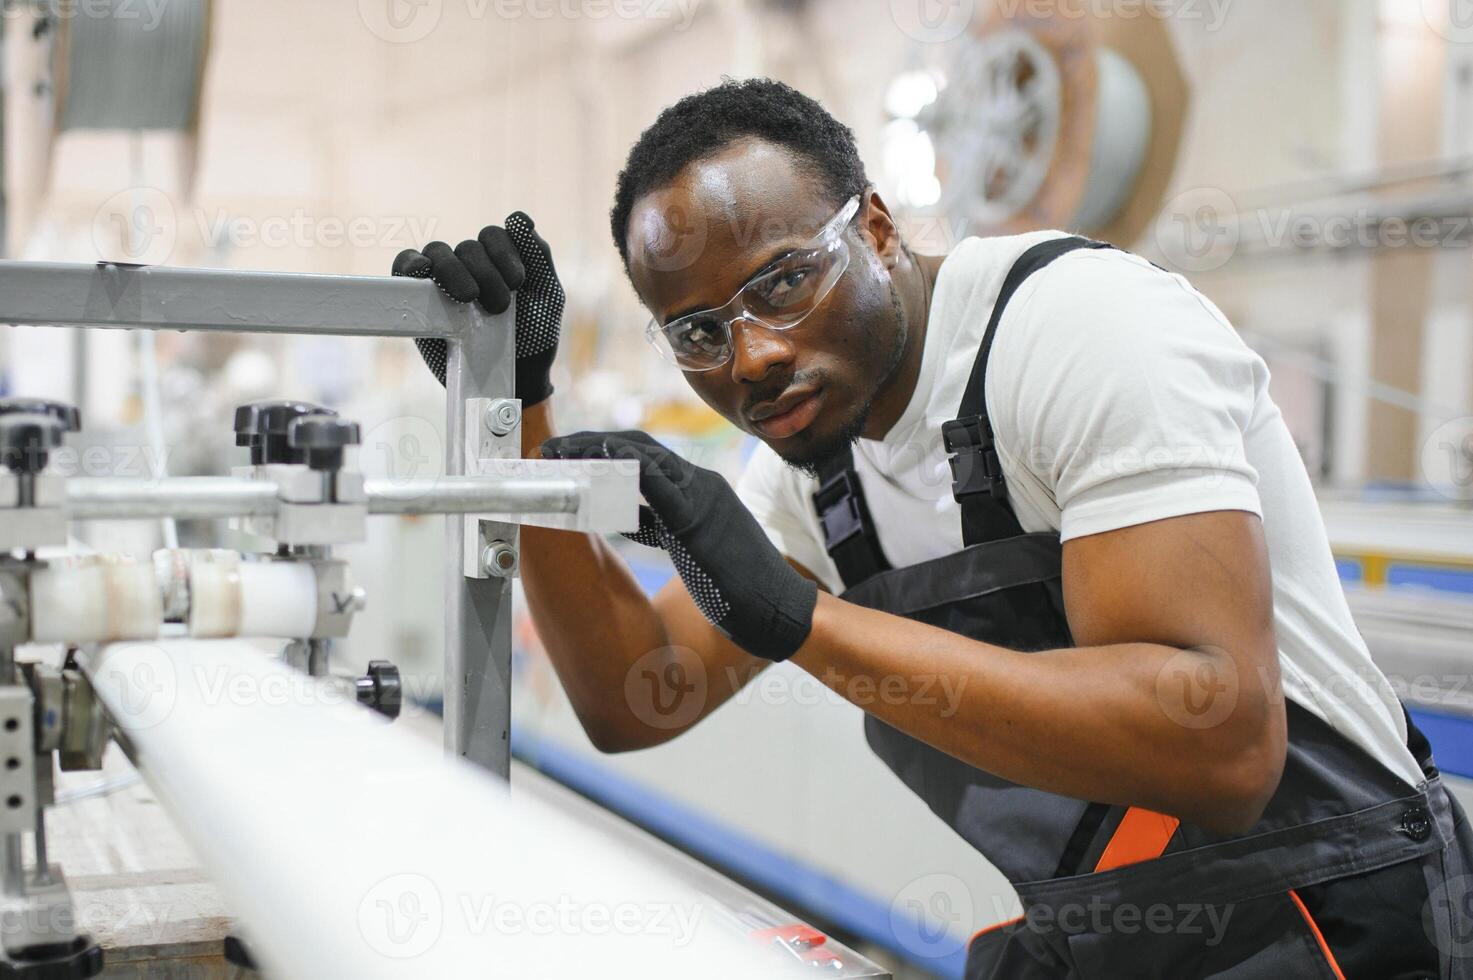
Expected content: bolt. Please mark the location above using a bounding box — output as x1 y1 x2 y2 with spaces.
349 587 368 612
481 541 518 578
485 399 521 437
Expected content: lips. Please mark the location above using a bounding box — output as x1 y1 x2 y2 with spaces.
749 386 823 440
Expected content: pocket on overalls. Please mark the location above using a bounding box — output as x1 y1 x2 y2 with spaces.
964 918 1068 980
1060 891 1343 980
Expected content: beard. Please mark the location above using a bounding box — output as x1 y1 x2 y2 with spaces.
777 278 910 480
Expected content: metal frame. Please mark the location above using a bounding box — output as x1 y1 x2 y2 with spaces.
0 259 567 778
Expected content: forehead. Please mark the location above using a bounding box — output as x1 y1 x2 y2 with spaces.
626 139 839 320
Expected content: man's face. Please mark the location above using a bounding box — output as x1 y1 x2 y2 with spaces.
625 139 908 475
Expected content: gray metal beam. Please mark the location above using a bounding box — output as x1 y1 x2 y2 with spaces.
443 303 517 778
63 475 584 521
0 261 472 338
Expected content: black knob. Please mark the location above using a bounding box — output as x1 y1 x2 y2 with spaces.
0 398 80 433
357 660 402 721
288 416 360 472
232 403 264 455
0 935 104 977
240 400 335 465
0 414 64 475
221 935 255 970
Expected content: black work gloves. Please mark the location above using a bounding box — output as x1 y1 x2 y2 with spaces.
541 431 818 663
393 212 564 408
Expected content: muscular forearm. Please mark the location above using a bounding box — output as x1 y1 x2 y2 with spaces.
519 403 763 751
791 592 1286 834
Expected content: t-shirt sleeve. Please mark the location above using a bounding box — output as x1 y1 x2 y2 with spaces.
733 442 842 592
989 250 1267 543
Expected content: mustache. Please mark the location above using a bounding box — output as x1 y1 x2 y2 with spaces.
741 369 825 417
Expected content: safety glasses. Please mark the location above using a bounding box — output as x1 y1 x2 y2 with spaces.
645 195 862 372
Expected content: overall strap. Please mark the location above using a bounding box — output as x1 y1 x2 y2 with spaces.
944 236 1114 547
813 450 892 588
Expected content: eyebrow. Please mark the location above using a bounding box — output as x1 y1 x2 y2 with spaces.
661 243 803 325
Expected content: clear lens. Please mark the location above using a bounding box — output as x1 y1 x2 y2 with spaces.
741 239 847 326
666 313 730 368
646 315 730 370
644 196 859 373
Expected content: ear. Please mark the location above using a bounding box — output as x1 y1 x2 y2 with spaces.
857 189 904 271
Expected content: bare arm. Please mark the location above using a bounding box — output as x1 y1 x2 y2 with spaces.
790 511 1286 834
520 400 801 752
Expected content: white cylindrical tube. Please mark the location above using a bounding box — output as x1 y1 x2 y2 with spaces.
174 551 318 639
234 561 317 639
182 554 318 639
33 550 323 645
30 557 161 643
83 640 790 980
183 551 238 638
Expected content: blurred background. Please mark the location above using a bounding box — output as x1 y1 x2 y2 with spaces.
4 0 1472 975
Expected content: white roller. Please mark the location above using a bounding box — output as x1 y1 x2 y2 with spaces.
82 640 797 979
193 556 318 640
31 557 161 643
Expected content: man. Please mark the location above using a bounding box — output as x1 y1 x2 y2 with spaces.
395 79 1470 978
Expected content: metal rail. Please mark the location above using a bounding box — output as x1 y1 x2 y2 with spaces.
66 477 277 520
63 476 584 521
365 477 579 516
0 261 468 337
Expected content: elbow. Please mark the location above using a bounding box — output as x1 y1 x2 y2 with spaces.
583 724 642 755
581 717 667 755
1199 719 1287 835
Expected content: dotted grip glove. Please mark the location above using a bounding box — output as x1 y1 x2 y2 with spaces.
540 431 818 663
392 212 564 407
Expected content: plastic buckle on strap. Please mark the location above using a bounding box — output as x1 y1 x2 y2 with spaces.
813 470 867 549
943 415 1008 504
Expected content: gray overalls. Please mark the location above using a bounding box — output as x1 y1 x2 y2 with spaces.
811 238 1473 978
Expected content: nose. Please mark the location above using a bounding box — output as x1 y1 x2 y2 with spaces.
728 316 795 384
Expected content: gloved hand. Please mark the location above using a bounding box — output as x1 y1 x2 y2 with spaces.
392 212 564 407
541 431 818 662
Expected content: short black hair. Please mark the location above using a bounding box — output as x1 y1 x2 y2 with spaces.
610 77 868 268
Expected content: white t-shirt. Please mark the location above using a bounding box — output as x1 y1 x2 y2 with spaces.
736 232 1424 789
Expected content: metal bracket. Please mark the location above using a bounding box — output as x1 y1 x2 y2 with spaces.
0 475 66 551
232 465 368 546
0 689 35 835
309 560 365 639
19 664 62 755
0 571 29 650
58 668 107 772
473 457 641 533
463 398 521 581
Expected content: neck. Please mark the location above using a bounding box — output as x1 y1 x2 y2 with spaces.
860 247 942 440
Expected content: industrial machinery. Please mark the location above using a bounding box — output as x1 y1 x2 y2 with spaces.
0 260 889 977
891 0 1189 248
